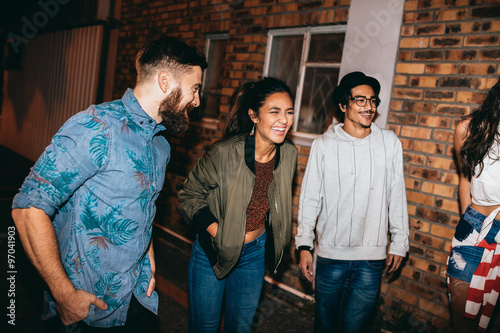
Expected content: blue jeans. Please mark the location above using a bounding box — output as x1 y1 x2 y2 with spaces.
314 257 383 333
447 205 500 282
188 231 266 333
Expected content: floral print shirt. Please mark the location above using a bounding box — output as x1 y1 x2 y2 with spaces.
13 89 169 327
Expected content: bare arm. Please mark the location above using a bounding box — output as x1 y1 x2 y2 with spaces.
12 207 107 324
147 238 156 297
206 222 218 238
454 119 472 214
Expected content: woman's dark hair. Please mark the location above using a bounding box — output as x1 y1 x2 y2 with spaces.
224 77 293 138
460 79 500 180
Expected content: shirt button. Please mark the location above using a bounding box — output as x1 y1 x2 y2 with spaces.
149 120 153 124
140 121 144 125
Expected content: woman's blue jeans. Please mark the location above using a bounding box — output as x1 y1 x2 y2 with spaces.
314 257 383 333
188 231 266 333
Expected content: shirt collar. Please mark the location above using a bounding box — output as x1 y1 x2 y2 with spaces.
122 88 166 133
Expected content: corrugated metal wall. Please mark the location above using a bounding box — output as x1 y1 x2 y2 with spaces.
1 25 104 161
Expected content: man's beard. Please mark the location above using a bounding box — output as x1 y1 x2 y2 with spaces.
158 87 194 135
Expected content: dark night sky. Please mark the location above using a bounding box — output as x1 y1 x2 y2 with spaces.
1 0 40 27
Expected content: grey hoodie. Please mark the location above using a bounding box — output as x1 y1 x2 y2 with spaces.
295 123 409 260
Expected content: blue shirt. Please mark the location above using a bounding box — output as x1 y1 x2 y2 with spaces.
13 89 169 327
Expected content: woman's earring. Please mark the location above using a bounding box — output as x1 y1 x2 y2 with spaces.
250 123 256 135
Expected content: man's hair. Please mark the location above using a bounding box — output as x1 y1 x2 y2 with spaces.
135 36 208 83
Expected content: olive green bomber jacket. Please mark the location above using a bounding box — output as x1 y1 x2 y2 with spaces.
178 134 297 279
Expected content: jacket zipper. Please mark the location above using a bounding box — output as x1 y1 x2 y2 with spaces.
273 195 283 274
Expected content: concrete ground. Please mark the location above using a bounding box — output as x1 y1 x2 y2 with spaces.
0 145 314 333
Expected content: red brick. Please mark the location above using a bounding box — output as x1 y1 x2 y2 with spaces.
436 104 470 116
406 178 421 191
413 140 446 155
401 126 432 139
408 255 439 273
432 129 454 143
409 76 438 87
400 37 430 48
436 8 468 21
418 298 449 320
412 50 443 61
397 63 426 74
476 77 500 90
459 63 497 75
415 23 446 35
401 265 423 282
480 49 500 60
470 5 500 19
464 34 500 47
406 280 437 299
422 272 447 291
409 218 431 233
394 75 408 86
446 22 481 34
409 166 441 181
424 90 455 102
405 101 436 114
427 156 454 170
444 49 478 61
419 115 451 128
457 91 488 104
441 171 459 186
407 190 435 206
430 36 463 48
415 206 450 225
425 63 458 75
410 243 426 257
403 153 426 166
394 88 423 100
398 50 412 61
421 181 455 198
388 286 419 306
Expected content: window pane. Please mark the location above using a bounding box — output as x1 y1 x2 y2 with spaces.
307 33 345 63
267 35 303 96
204 39 227 90
199 38 227 119
297 67 340 134
200 93 221 119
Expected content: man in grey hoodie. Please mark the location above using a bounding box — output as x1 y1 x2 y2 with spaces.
295 71 409 333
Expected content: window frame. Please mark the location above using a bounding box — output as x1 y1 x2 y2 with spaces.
264 25 347 145
195 33 229 128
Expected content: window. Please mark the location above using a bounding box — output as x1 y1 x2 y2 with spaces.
193 34 228 121
264 26 346 136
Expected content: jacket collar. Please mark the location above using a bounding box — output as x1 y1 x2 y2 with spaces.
244 134 281 174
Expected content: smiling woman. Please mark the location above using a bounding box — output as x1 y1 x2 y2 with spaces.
178 77 298 333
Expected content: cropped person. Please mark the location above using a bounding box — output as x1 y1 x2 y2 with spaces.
12 36 207 332
295 71 409 333
447 78 500 333
178 77 298 333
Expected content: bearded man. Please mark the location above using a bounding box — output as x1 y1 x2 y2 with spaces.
12 36 207 333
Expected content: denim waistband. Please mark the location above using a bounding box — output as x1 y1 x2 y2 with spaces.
464 205 500 232
243 230 266 247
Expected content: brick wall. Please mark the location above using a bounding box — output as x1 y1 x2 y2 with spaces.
113 0 500 331
387 0 500 331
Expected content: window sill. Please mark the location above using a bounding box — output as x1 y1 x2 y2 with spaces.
287 131 318 147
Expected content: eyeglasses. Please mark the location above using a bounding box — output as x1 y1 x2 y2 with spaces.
349 96 381 108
